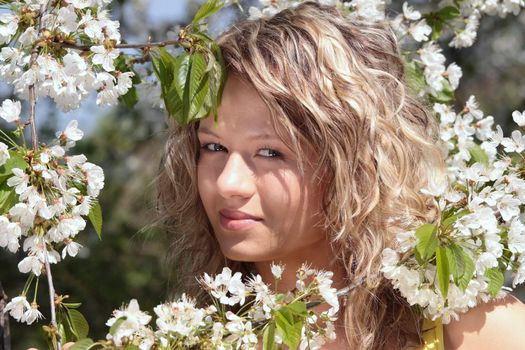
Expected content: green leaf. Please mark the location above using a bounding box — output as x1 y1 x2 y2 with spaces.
445 244 465 280
430 79 455 104
192 0 225 26
152 48 181 113
165 51 192 122
174 52 212 124
458 251 475 291
441 209 469 231
274 306 303 350
67 309 89 340
115 54 141 108
62 302 82 309
151 52 167 90
119 86 139 109
0 180 17 214
188 53 212 121
68 339 94 350
436 246 450 298
468 144 489 166
438 6 461 20
287 301 308 317
109 317 127 336
484 267 504 297
152 42 226 126
404 59 426 95
0 150 27 178
58 310 76 343
415 224 438 262
263 321 277 350
88 201 103 239
430 21 443 42
181 53 195 124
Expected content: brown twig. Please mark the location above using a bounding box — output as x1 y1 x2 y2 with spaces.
61 39 182 52
44 252 59 350
27 0 52 151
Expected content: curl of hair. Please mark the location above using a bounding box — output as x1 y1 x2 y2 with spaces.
156 1 446 349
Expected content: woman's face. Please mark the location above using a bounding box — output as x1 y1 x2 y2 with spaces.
197 75 327 263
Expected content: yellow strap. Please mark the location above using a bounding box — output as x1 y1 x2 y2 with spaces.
421 318 444 350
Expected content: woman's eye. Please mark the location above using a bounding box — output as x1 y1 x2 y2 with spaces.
258 148 282 158
201 143 226 152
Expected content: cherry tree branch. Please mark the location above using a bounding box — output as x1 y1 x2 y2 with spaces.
28 0 52 151
61 39 182 51
44 252 59 350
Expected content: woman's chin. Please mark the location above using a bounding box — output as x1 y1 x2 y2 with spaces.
220 245 278 263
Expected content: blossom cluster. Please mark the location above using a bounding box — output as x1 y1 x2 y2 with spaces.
0 0 133 111
382 98 525 323
103 264 339 350
0 106 104 324
248 0 387 22
447 0 525 48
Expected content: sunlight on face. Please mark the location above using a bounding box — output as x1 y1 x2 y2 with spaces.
197 75 327 263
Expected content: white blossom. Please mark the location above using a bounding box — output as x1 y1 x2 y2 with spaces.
270 262 284 280
402 2 421 21
7 168 29 195
62 240 83 259
0 13 18 44
58 6 78 34
4 296 31 322
501 130 525 153
497 194 521 222
23 303 44 325
18 255 42 275
0 216 21 253
91 45 120 72
154 294 206 338
106 299 152 346
512 110 525 127
409 19 431 42
66 120 84 142
83 162 105 196
450 12 480 48
0 142 10 166
0 99 21 123
446 63 462 90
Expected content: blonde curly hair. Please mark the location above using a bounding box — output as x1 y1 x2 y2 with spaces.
156 1 446 348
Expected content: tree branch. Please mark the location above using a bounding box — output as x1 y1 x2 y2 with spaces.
61 39 182 51
27 0 52 151
44 252 60 350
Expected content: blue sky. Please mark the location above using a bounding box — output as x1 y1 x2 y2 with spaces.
147 0 189 23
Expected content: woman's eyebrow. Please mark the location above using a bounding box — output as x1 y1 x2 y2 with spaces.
197 126 279 141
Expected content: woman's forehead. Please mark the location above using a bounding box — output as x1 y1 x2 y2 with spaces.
198 76 275 135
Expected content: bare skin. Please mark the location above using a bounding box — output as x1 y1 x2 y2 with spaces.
443 294 525 349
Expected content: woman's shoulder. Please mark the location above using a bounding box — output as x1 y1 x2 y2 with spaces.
443 294 525 349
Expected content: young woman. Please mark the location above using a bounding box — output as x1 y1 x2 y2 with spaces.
156 1 525 349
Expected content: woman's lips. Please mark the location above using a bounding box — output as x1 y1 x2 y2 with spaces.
219 209 262 231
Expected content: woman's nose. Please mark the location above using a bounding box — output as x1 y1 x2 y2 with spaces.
216 153 256 199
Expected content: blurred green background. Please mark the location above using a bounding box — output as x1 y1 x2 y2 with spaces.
0 1 524 348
